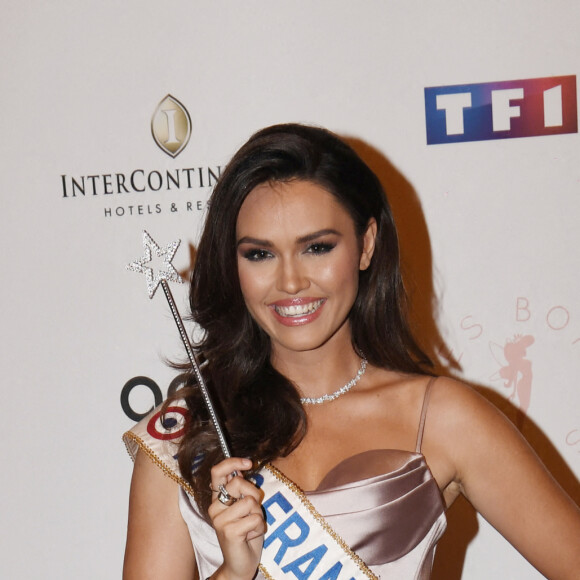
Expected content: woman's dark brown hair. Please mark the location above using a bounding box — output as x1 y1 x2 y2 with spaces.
171 123 431 515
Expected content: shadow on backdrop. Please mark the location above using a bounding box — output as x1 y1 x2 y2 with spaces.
344 136 459 376
345 135 580 579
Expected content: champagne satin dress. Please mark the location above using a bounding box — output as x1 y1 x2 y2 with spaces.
178 378 446 579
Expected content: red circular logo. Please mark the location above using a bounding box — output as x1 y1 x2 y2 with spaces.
146 406 189 440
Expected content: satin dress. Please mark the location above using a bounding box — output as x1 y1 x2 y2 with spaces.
179 378 447 579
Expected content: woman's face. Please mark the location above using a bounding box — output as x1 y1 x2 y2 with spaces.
236 180 376 359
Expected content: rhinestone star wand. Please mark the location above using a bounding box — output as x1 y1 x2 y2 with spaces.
126 230 233 459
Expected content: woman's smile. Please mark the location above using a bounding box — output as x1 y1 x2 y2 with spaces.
269 298 326 326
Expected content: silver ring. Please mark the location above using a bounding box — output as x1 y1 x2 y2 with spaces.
217 484 237 506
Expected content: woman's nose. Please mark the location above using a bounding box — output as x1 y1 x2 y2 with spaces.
276 257 310 294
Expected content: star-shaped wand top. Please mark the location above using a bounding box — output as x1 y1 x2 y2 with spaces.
126 230 184 298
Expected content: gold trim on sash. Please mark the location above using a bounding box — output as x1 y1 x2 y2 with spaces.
122 430 198 499
258 564 276 580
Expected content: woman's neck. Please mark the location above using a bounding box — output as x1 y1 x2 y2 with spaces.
270 339 364 400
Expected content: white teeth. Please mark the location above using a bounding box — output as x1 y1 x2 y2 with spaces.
274 299 324 317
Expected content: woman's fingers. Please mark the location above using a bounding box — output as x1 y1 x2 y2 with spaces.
220 476 263 503
208 478 264 522
210 458 262 505
210 457 252 488
218 506 266 541
211 496 266 534
208 456 264 518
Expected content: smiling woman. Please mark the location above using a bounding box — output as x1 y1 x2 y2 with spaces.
123 124 580 580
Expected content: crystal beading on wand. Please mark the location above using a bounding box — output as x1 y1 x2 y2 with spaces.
126 230 233 459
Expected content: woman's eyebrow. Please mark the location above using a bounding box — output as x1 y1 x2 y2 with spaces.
237 229 342 247
296 229 342 243
236 236 273 247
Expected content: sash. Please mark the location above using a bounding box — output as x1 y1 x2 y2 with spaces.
254 466 378 580
123 402 378 580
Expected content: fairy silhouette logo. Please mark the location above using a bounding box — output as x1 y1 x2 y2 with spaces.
458 296 578 424
490 334 535 416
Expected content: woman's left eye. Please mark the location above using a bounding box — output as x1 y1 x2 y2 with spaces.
306 242 335 255
242 248 273 261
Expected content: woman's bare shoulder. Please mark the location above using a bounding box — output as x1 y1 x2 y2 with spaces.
422 375 530 464
426 375 503 432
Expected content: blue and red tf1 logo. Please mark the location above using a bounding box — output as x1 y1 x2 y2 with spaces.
425 75 577 145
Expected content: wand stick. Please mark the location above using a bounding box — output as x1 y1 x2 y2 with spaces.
127 230 232 459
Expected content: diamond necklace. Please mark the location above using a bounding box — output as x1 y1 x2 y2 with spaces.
300 357 368 405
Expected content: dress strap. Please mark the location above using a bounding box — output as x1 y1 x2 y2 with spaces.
415 376 438 453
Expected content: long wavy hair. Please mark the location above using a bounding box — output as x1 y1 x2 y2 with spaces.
170 123 431 515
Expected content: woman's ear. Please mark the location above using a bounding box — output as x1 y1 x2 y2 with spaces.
359 218 377 271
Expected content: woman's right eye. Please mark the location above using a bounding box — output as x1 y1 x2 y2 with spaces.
242 248 273 261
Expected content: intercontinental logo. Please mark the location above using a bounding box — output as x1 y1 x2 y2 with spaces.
151 94 192 158
61 95 221 218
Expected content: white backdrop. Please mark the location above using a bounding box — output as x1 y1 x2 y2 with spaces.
1 2 578 578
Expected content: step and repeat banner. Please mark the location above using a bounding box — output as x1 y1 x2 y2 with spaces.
2 2 578 578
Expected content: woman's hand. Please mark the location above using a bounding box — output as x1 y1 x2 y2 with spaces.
208 457 266 580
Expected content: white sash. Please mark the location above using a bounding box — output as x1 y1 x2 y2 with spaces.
123 402 378 580
254 466 377 580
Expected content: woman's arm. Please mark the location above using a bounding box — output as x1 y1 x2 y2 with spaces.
431 378 580 579
123 449 197 580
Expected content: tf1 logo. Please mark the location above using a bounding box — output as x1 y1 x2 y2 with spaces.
424 75 577 145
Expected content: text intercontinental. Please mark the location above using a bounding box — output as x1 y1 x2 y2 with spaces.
61 166 222 197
